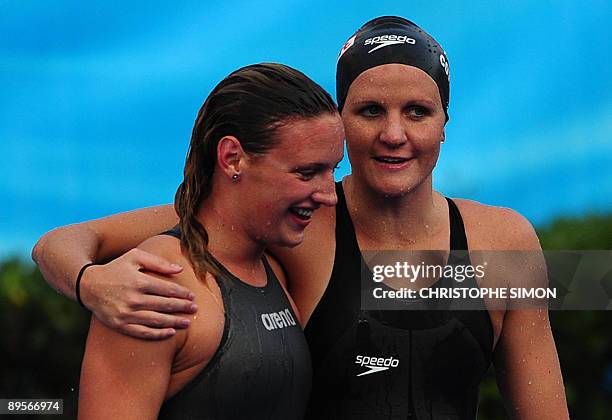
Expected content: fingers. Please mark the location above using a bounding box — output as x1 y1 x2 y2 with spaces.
95 303 193 340
131 295 198 314
121 324 177 341
138 275 196 301
83 248 199 341
128 248 183 275
118 310 194 340
126 310 193 330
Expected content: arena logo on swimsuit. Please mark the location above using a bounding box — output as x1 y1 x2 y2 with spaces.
355 354 400 376
260 308 297 331
364 34 416 53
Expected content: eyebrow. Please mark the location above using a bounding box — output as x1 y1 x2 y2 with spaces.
351 99 380 106
351 98 437 107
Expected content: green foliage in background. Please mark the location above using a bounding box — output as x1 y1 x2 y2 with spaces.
0 259 89 418
541 215 612 420
1 214 611 419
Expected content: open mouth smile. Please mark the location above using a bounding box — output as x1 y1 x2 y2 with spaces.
289 207 314 220
374 156 410 164
373 156 413 169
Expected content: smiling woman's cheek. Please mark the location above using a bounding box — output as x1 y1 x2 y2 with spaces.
233 114 344 248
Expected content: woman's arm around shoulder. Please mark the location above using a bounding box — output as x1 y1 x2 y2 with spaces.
32 205 197 340
32 204 180 298
455 199 569 419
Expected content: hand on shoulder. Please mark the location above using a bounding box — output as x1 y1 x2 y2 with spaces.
81 234 197 340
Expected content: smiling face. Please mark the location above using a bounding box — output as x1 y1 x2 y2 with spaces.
341 63 446 197
238 113 345 247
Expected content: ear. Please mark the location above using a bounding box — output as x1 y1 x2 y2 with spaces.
217 136 246 180
440 129 446 144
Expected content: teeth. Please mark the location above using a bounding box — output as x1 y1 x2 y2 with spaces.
377 157 407 163
292 208 313 218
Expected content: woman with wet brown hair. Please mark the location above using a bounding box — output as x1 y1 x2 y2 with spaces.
73 62 344 419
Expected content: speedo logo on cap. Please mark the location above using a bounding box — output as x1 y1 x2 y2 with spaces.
355 354 400 376
364 34 416 53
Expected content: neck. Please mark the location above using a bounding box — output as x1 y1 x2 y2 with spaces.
344 174 446 249
196 194 266 281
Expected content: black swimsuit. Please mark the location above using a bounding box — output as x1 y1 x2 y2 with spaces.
158 227 312 420
305 182 494 419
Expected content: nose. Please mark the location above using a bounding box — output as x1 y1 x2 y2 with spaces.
379 113 407 147
311 171 338 207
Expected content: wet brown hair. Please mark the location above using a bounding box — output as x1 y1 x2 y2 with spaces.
174 63 337 280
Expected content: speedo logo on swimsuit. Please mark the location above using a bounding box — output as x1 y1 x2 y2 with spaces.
355 355 400 376
261 308 296 331
364 34 416 53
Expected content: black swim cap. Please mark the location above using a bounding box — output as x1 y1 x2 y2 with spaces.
336 16 450 120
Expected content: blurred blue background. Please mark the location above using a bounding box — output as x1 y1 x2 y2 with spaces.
2 0 611 258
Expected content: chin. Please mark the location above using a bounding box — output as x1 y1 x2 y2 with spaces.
366 168 432 199
276 232 305 249
369 178 416 198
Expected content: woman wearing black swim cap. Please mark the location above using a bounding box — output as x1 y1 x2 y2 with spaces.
296 16 569 418
34 16 568 419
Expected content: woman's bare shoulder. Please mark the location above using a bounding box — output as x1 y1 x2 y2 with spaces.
452 198 541 251
137 234 226 372
137 233 182 257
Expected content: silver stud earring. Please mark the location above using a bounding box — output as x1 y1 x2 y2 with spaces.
232 174 240 182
